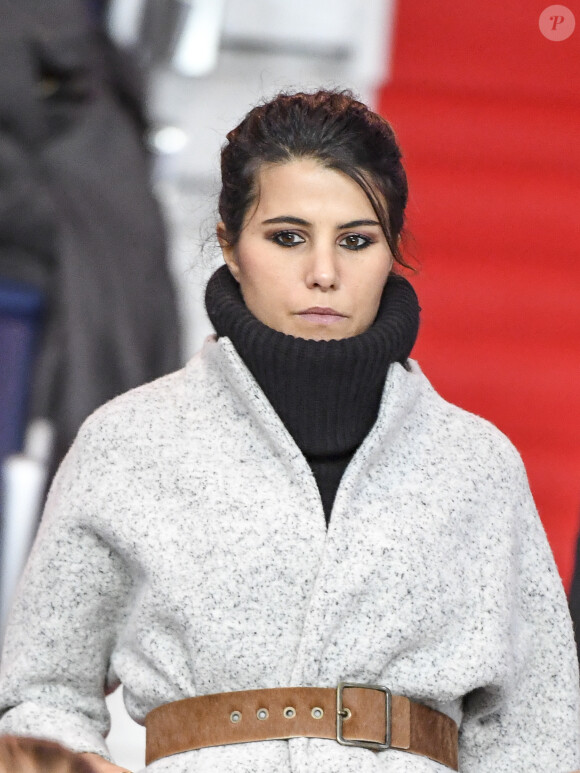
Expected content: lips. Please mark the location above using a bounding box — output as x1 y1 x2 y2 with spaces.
297 307 347 325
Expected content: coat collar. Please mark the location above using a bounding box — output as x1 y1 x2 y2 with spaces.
199 334 425 480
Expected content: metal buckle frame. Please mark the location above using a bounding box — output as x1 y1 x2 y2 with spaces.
336 682 392 751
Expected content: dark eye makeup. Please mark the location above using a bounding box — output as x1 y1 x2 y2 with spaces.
271 230 374 250
339 234 373 250
271 230 305 247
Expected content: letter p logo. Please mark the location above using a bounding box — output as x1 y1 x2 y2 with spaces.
539 5 576 40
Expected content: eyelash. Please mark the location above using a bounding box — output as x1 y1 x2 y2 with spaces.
271 231 304 247
271 231 374 251
339 234 373 251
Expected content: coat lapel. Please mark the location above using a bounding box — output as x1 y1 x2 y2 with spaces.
203 338 425 687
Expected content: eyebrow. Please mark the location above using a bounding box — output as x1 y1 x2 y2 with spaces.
261 216 381 229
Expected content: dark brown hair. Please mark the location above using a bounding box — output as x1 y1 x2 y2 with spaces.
219 89 411 269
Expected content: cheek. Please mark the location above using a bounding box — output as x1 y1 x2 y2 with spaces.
239 253 293 298
354 265 390 323
239 262 277 302
233 248 293 325
355 264 390 300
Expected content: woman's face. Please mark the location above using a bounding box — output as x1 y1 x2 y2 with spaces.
219 158 393 340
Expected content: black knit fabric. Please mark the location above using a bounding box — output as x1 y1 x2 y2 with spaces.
205 264 420 523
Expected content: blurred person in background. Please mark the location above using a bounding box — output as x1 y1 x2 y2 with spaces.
0 0 181 478
0 90 579 773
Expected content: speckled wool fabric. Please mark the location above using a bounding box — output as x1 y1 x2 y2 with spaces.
1 336 579 772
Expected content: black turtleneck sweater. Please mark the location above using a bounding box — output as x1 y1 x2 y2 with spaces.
205 265 420 523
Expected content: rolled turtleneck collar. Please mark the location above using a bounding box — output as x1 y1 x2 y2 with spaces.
205 264 420 520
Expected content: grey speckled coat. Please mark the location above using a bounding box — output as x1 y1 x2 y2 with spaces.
1 336 579 772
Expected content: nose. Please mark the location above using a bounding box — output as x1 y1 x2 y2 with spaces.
304 243 340 291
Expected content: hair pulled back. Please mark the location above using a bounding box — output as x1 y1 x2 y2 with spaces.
219 89 410 269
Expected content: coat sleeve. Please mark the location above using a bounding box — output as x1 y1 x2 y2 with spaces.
0 417 134 760
458 453 580 772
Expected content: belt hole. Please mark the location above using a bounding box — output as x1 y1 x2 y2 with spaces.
283 706 296 719
256 708 269 720
230 711 242 723
338 707 351 721
311 707 324 719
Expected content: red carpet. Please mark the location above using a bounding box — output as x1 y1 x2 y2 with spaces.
378 0 580 587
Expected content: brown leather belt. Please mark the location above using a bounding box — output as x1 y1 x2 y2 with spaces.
145 683 458 770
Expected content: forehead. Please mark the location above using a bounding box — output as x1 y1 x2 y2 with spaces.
245 158 377 226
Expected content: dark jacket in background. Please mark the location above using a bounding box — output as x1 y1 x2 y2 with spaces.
0 0 181 472
569 522 580 667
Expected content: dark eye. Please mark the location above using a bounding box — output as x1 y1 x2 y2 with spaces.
272 231 305 247
339 234 372 251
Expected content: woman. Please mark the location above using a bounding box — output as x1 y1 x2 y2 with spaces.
0 90 578 772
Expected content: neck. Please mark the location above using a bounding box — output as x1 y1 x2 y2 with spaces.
205 264 420 519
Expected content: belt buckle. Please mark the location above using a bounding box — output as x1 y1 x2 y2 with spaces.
336 681 391 751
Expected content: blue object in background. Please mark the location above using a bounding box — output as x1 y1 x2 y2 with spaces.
0 280 45 462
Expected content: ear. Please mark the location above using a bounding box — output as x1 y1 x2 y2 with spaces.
216 222 240 281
